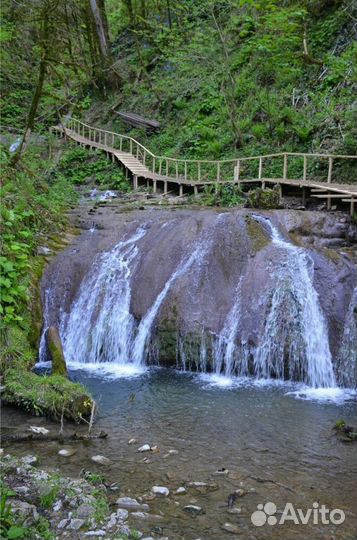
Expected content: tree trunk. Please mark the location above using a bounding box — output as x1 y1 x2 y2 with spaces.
11 1 51 165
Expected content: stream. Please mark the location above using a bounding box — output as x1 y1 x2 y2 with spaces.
3 367 357 539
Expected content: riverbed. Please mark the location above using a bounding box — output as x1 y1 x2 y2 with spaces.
3 366 356 539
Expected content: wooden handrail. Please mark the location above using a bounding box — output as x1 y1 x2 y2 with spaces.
63 117 357 184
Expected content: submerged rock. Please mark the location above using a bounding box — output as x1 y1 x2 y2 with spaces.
91 455 112 465
221 522 240 534
138 444 151 452
183 505 205 516
151 486 169 497
58 448 77 457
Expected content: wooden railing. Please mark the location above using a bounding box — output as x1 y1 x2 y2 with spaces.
63 117 357 185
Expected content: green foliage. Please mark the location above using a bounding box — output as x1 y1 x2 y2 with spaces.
39 483 61 509
0 144 77 325
247 186 281 209
101 0 356 181
92 490 110 522
199 184 245 207
81 471 105 485
0 486 28 539
57 145 131 191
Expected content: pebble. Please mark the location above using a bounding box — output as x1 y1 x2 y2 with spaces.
84 530 106 537
76 503 96 518
151 486 169 497
183 505 204 516
28 426 49 435
116 496 145 510
175 487 187 495
116 508 129 520
58 448 77 457
221 522 240 534
57 518 69 529
21 455 38 466
91 455 112 465
138 444 151 452
128 438 138 444
214 467 229 475
68 518 85 530
13 486 30 496
53 500 62 512
130 512 163 520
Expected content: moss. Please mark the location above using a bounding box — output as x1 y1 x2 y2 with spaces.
246 217 271 252
3 362 93 422
46 327 68 377
247 186 281 209
323 248 341 264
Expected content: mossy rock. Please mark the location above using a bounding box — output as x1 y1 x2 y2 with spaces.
46 326 68 377
247 186 281 209
246 218 271 252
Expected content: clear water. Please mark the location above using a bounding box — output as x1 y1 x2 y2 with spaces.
3 368 356 540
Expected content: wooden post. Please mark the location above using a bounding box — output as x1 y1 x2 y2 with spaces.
130 139 133 154
303 155 307 182
236 159 240 185
153 180 157 193
258 157 263 180
327 157 333 183
175 161 178 179
164 181 168 194
283 153 288 180
217 162 220 182
153 157 156 173
194 185 198 197
159 159 162 175
166 159 169 176
179 185 183 196
302 187 306 206
104 132 107 146
133 175 138 190
144 151 147 167
351 197 355 217
136 144 139 159
198 162 201 182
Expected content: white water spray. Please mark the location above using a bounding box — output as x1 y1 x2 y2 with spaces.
62 227 146 365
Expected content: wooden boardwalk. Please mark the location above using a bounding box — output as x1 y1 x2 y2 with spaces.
52 118 357 215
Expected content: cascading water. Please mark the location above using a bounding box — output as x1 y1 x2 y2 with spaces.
57 215 223 368
131 234 213 364
337 287 357 387
210 215 336 388
61 227 146 365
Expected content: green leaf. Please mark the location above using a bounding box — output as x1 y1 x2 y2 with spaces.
7 525 27 539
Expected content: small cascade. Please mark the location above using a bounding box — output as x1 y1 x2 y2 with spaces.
131 233 214 364
212 279 243 375
254 216 336 388
61 227 146 365
337 287 357 387
210 215 336 388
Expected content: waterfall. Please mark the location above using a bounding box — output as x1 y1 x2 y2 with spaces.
61 227 146 365
337 287 357 387
211 215 336 388
212 279 243 375
131 232 214 364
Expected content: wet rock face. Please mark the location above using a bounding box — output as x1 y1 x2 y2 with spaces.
41 202 357 380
